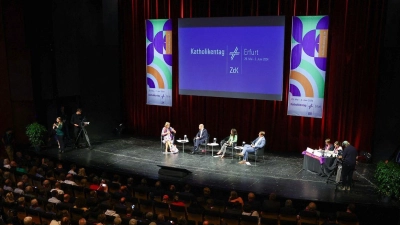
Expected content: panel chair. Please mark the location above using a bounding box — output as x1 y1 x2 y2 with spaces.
247 144 266 166
194 134 210 155
220 136 237 159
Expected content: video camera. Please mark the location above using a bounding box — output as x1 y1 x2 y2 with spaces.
80 117 90 127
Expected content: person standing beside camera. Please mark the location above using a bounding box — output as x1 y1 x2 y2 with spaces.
338 141 358 191
53 117 65 153
70 108 83 147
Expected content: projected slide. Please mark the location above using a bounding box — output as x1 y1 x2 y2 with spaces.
178 17 285 101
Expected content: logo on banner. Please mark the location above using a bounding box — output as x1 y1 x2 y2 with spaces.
229 47 240 60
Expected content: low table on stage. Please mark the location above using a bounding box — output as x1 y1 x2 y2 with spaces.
302 151 336 174
176 139 189 153
234 146 244 160
207 143 219 156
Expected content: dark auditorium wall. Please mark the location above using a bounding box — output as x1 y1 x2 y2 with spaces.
51 0 121 140
0 0 36 145
0 0 121 144
373 0 400 161
121 0 387 154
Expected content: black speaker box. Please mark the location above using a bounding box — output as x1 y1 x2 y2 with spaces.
157 165 192 178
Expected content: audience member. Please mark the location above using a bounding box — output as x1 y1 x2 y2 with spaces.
162 195 169 203
36 167 45 178
197 187 212 205
114 217 122 225
97 179 109 192
68 164 77 175
14 182 25 195
90 177 101 191
4 192 15 204
228 190 244 207
246 192 261 212
54 163 65 174
46 169 56 180
50 182 64 195
58 194 74 208
3 179 13 192
74 196 89 211
46 203 56 215
336 203 358 223
262 193 280 213
129 218 138 225
24 186 36 198
23 216 33 225
171 195 185 207
64 174 78 186
156 213 168 225
78 167 87 177
30 198 44 211
242 203 259 217
3 158 11 169
79 218 87 225
21 175 30 187
48 190 61 204
87 190 100 207
298 202 320 221
280 199 297 215
17 196 26 207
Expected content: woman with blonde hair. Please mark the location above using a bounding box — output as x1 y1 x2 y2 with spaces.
53 117 65 153
5 192 15 203
161 122 176 153
78 168 87 177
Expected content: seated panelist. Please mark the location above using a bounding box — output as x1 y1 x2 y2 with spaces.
191 124 208 154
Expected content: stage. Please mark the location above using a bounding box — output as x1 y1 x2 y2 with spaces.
40 136 384 205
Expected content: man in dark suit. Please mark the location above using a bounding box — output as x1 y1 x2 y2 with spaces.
338 141 358 191
191 124 208 154
321 138 334 150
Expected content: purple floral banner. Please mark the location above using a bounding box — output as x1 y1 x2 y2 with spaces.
146 19 172 106
288 16 329 118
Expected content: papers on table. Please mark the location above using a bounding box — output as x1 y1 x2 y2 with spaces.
305 147 337 158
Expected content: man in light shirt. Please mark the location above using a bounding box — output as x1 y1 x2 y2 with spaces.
237 131 266 164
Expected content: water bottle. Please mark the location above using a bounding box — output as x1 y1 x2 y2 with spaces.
184 135 187 141
213 138 216 143
242 141 245 146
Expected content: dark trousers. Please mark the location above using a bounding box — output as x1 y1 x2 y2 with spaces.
194 139 205 151
57 135 64 150
341 163 355 187
74 126 81 145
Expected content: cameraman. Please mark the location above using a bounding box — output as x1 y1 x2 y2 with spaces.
70 108 83 147
338 141 358 191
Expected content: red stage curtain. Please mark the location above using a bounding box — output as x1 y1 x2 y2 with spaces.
120 0 386 153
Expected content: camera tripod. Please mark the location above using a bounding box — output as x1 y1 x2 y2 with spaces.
74 124 92 150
